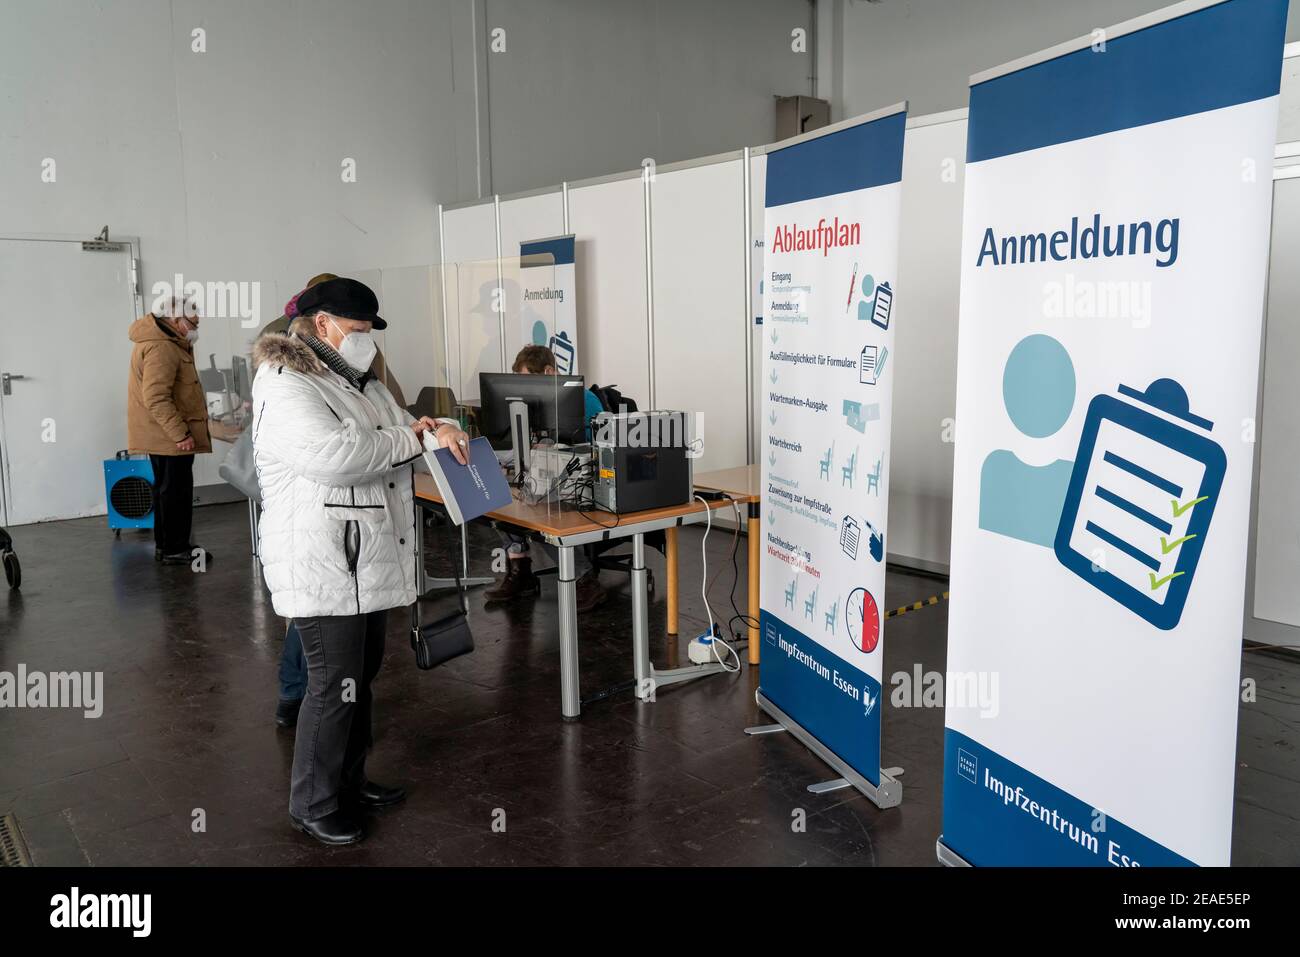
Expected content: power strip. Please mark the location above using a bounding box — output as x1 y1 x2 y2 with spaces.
688 625 724 665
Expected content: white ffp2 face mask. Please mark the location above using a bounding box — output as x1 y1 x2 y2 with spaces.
329 318 377 372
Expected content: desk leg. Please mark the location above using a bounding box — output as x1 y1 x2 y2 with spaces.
748 505 761 665
666 525 679 636
631 533 652 701
248 499 260 558
557 545 581 720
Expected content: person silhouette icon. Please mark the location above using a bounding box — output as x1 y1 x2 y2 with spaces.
979 334 1076 548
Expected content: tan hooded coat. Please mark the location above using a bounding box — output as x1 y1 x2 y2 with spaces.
126 315 212 455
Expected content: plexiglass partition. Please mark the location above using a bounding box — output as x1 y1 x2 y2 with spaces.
441 255 587 523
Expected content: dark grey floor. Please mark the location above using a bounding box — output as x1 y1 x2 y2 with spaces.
0 502 1295 866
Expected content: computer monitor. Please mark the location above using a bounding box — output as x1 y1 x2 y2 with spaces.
478 372 589 451
230 355 252 405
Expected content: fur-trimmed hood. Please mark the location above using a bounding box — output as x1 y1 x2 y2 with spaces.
252 333 325 375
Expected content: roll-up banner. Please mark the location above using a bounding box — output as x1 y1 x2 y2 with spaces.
941 0 1289 866
757 104 908 807
520 234 578 373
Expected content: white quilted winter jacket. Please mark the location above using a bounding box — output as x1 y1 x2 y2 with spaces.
250 334 424 619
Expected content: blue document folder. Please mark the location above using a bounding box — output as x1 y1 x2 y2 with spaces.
422 435 512 525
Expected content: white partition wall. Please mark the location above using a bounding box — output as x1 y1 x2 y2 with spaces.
1249 161 1300 646
566 172 652 404
441 200 502 401
498 188 566 363
888 111 967 571
649 156 749 474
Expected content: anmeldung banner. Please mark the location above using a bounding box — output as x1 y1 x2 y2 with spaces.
941 0 1289 866
758 105 907 799
519 234 578 374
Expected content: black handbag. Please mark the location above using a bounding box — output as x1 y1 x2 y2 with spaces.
410 573 475 670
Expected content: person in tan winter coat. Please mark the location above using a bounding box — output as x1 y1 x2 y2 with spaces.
126 297 215 565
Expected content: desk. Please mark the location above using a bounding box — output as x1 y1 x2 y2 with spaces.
691 465 762 665
413 473 737 720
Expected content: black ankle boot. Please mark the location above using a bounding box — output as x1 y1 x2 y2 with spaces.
275 697 303 728
290 810 363 846
484 557 540 601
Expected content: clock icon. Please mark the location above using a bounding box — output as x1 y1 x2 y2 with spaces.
846 587 880 654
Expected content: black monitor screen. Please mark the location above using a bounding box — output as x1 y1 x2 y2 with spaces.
478 372 588 449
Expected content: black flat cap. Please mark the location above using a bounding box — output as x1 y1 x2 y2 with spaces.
294 277 386 330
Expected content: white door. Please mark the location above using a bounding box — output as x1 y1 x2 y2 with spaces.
0 238 138 524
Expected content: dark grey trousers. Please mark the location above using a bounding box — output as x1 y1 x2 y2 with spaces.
289 610 387 821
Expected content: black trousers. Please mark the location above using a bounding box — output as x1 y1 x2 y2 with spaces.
149 453 194 554
289 610 388 821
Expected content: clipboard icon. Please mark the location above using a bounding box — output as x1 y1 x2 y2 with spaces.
870 281 893 330
1053 378 1226 631
549 330 575 374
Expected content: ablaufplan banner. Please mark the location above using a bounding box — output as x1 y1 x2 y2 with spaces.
519 235 578 373
759 105 907 793
942 0 1289 866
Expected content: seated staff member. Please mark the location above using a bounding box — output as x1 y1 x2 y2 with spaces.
484 345 606 612
251 276 468 847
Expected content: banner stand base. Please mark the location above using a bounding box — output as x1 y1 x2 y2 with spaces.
754 689 902 809
935 838 972 867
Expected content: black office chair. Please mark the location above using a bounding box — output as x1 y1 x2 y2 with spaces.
408 385 459 422
583 384 666 592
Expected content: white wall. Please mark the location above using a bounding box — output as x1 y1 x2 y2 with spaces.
0 0 482 492
0 0 812 507
483 0 814 193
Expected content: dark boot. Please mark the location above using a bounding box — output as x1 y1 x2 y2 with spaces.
159 545 213 566
575 571 606 614
275 697 303 729
342 780 407 812
290 809 363 846
484 557 540 602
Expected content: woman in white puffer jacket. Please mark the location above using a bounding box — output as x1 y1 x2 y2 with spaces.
251 277 467 847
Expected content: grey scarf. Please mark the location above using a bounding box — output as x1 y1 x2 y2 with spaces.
300 334 374 392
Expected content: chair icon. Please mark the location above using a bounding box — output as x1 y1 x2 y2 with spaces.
803 585 819 620
824 598 838 633
867 457 882 495
784 578 797 609
841 449 858 487
819 443 834 480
